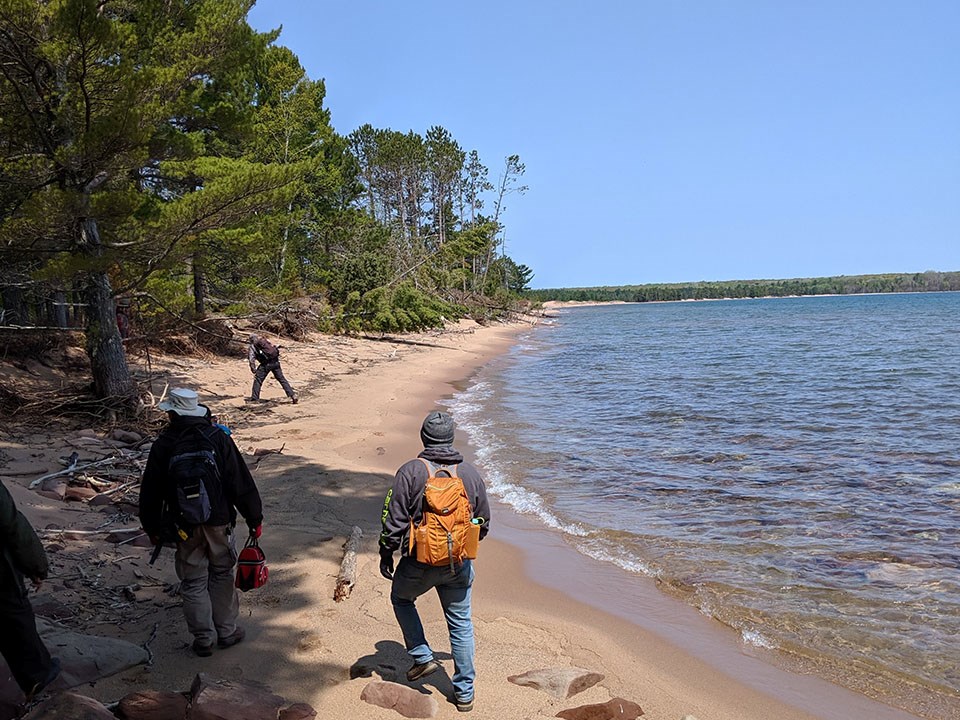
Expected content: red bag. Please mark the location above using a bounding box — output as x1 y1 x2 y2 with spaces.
235 536 268 591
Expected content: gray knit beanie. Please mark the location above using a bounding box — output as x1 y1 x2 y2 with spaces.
420 411 455 447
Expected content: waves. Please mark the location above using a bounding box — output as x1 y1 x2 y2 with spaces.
447 293 960 707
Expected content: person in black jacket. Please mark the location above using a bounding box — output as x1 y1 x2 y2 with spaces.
378 411 490 712
139 388 263 657
0 480 61 697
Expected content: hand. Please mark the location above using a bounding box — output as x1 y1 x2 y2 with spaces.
149 535 161 546
249 523 262 539
379 548 394 580
30 577 43 591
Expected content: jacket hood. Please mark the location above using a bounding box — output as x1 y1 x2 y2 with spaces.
418 446 463 464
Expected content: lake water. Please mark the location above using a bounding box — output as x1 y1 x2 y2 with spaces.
447 293 960 717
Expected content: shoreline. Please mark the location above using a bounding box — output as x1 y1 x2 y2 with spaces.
541 289 960 310
0 319 945 719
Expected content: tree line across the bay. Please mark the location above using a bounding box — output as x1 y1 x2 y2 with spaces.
526 271 960 303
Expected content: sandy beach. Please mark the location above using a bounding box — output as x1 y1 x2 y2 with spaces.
0 318 938 720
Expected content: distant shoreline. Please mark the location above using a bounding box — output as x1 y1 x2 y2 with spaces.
541 289 959 309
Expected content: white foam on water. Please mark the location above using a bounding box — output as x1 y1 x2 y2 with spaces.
448 379 590 538
741 629 777 650
575 538 657 577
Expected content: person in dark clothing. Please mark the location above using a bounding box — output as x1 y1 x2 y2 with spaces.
139 388 264 657
379 411 490 713
0 480 61 697
248 333 297 403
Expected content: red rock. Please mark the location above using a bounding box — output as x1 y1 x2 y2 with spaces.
111 429 143 444
556 697 644 720
360 681 437 718
118 689 188 720
279 703 317 720
188 673 285 720
23 691 116 719
64 486 98 502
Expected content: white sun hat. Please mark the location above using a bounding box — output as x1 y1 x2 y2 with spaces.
157 388 208 417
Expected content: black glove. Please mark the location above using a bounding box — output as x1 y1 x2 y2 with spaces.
379 547 395 580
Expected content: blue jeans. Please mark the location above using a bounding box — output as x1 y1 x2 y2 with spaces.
390 557 476 702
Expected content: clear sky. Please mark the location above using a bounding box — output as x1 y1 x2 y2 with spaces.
248 1 959 289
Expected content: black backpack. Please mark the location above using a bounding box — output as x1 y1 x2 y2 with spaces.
167 425 220 527
254 338 280 364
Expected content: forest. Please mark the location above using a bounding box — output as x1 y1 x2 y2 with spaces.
0 0 533 404
527 271 960 303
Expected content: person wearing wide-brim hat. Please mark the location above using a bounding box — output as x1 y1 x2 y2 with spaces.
139 388 263 657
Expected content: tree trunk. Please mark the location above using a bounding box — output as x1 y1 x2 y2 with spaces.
84 270 133 401
1 287 27 325
51 291 69 328
78 214 134 403
192 252 205 316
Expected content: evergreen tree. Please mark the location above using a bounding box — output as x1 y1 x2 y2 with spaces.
0 0 297 404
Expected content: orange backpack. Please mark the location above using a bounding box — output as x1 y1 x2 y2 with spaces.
409 459 480 570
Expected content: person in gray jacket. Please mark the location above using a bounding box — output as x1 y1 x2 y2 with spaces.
247 334 297 403
379 411 490 712
0 480 61 698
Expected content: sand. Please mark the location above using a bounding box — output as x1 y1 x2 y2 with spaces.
0 318 937 720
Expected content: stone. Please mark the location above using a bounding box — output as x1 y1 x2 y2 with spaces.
23 691 116 719
680 716 700 720
188 673 285 720
32 618 148 686
279 703 317 720
64 486 98 502
110 429 143 444
556 697 644 720
74 429 99 439
508 667 605 699
117 689 188 720
360 681 438 718
89 493 115 507
40 479 67 500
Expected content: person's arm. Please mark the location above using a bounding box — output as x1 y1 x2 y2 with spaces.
247 342 258 373
138 441 168 540
379 461 423 554
220 435 263 532
0 481 49 581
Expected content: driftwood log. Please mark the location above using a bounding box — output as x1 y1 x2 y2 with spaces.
334 526 363 602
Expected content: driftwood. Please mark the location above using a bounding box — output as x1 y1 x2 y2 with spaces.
334 526 363 602
37 527 141 537
252 443 285 469
28 456 121 489
252 444 285 457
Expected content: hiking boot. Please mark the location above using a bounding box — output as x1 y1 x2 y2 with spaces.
406 659 441 682
26 657 61 699
455 697 474 712
290 395 298 404
218 626 245 649
192 638 214 657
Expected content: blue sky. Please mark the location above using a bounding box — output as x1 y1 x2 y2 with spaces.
248 1 959 289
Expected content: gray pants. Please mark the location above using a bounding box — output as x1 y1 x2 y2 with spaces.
251 360 295 400
175 524 239 645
